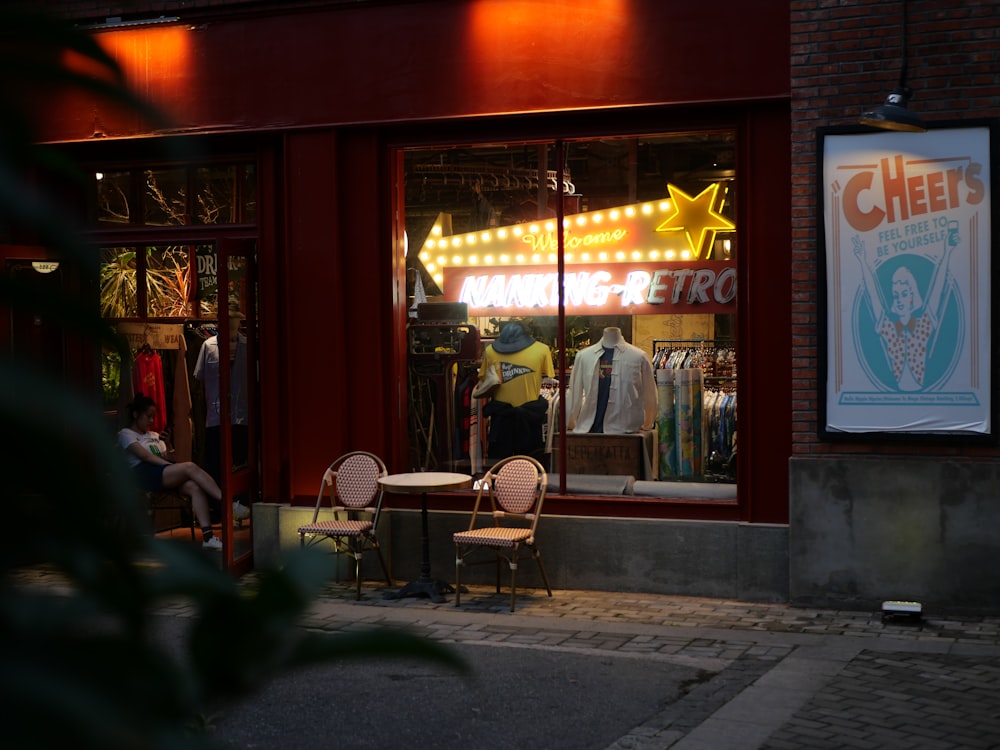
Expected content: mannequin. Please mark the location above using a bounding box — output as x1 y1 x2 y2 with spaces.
600 327 623 347
476 321 554 408
476 320 554 459
567 327 657 434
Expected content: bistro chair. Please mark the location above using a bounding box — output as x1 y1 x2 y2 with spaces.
453 454 553 612
145 490 196 541
297 451 392 600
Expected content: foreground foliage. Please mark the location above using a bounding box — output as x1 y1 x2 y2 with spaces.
0 7 464 749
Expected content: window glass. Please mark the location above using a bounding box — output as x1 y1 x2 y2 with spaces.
99 245 199 319
404 133 737 498
92 163 255 227
145 245 193 318
242 164 257 223
95 170 131 226
144 168 188 225
193 165 237 224
100 246 138 318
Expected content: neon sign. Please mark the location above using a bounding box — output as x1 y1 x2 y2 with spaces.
655 183 735 259
444 261 736 316
521 226 628 253
419 183 734 288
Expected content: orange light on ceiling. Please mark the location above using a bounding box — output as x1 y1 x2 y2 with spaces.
464 0 631 87
84 26 193 105
467 0 630 32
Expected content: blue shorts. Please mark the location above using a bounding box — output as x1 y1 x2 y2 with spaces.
133 462 167 492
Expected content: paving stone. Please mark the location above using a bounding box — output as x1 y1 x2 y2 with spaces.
13 565 1000 750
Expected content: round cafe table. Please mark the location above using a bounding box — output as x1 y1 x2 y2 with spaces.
379 471 472 602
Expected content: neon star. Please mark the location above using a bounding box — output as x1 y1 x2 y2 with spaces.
655 183 735 259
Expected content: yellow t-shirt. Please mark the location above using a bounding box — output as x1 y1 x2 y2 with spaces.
479 341 555 407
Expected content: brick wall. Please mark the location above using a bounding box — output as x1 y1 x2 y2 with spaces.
790 0 1000 458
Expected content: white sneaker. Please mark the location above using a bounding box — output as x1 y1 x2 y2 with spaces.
233 502 251 522
202 536 223 551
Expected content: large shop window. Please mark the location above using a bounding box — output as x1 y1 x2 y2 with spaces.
93 161 256 414
403 134 737 501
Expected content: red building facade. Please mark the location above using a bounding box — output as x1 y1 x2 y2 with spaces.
44 0 1000 607
10 0 996 610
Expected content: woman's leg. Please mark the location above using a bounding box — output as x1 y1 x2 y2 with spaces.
178 478 213 530
162 463 222 543
162 462 222 502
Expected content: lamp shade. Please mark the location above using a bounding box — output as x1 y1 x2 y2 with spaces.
859 86 927 133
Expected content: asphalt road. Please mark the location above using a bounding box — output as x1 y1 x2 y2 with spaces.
210 640 706 750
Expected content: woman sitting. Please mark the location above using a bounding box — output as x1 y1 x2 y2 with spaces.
118 392 224 550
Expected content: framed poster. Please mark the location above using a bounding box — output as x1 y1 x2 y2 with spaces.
818 121 998 440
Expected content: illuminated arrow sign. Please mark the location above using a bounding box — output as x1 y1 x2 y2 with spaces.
418 183 735 289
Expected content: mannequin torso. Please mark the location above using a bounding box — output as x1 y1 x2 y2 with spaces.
600 327 623 347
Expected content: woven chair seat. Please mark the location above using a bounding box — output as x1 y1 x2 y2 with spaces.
298 519 373 537
454 526 532 548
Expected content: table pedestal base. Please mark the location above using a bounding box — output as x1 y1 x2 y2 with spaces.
384 576 453 603
376 475 472 606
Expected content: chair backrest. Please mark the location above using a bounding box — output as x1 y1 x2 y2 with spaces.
335 452 386 509
488 455 547 521
312 451 387 521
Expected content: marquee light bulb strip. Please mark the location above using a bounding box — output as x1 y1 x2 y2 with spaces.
419 182 734 288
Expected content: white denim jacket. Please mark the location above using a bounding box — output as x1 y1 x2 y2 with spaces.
567 340 657 434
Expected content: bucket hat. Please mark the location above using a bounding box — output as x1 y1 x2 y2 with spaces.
491 322 534 354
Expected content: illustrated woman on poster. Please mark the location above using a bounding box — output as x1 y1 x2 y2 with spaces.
851 222 959 391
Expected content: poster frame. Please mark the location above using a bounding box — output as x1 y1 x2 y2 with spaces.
816 119 1000 443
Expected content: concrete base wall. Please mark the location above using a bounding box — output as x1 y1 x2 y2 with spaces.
789 457 1000 615
253 503 788 602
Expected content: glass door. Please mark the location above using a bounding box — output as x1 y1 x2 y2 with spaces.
212 238 259 572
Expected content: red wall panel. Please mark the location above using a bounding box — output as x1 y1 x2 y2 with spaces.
37 0 790 143
278 130 346 500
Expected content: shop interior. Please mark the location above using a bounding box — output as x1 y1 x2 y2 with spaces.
402 134 738 500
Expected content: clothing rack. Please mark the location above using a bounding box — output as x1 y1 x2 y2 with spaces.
651 339 736 382
652 338 735 352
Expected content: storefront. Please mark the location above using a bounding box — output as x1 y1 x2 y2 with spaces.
10 0 792 598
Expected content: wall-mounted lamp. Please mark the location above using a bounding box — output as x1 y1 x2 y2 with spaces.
859 0 926 132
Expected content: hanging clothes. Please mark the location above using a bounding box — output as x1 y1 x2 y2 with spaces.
171 335 194 462
482 397 549 460
453 371 475 461
656 369 677 479
132 347 167 432
469 395 482 475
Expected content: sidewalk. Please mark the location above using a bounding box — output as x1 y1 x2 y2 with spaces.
289 581 1000 749
15 565 1000 748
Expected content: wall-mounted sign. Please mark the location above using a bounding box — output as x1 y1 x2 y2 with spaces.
819 123 995 439
116 322 184 350
444 261 735 316
196 245 245 303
